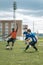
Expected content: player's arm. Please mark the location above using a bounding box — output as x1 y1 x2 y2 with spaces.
23 31 27 40
16 23 18 32
7 34 11 38
5 33 11 38
25 38 30 41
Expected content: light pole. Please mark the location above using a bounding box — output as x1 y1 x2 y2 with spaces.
13 1 17 29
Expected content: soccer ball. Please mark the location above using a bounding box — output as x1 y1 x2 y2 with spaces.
6 46 10 50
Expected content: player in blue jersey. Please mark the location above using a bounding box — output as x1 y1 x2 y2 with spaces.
25 29 38 51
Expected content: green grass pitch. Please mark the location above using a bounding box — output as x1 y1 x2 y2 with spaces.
0 38 43 65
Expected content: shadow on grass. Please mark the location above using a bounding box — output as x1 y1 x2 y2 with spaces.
25 51 36 53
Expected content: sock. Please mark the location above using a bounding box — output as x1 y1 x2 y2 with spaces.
6 41 9 46
33 46 38 51
6 43 9 46
25 45 29 51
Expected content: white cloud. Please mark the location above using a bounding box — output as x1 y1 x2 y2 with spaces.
0 9 43 32
16 9 43 17
17 9 42 13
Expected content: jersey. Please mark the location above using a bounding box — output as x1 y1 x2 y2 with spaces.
26 32 37 42
10 31 17 39
23 31 27 40
23 31 27 36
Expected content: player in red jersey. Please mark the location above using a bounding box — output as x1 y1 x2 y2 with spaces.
6 24 18 49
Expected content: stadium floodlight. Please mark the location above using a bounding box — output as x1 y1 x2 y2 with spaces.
13 1 17 29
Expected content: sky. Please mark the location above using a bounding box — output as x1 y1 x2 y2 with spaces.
0 0 43 33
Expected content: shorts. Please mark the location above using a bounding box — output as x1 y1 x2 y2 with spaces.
29 40 37 46
7 38 16 43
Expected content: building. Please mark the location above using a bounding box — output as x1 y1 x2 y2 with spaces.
22 25 28 34
0 20 22 40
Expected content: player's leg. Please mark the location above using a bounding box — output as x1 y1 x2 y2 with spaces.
24 39 31 51
10 38 16 49
6 38 13 50
24 41 30 51
12 39 16 46
31 41 38 51
32 45 38 51
25 45 29 51
32 42 38 51
6 39 10 46
6 38 12 46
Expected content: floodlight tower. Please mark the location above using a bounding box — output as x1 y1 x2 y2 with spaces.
13 1 17 29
